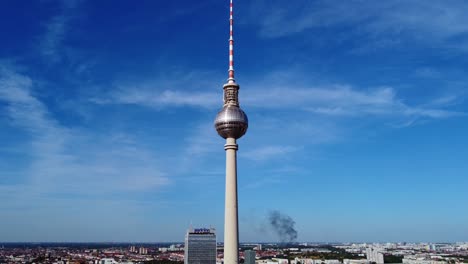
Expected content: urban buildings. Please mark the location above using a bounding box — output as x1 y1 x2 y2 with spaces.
244 250 256 264
266 258 288 264
294 258 367 264
184 227 217 264
138 247 147 255
129 246 136 253
214 1 248 264
99 258 119 264
342 260 370 264
1 242 468 264
366 247 384 264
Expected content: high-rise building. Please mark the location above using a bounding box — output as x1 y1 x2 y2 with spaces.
214 1 248 264
139 247 147 255
184 227 217 264
244 250 256 264
129 246 136 253
366 247 384 264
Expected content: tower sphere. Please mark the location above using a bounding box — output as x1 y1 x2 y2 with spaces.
214 105 248 139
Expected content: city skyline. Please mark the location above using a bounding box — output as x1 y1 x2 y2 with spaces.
1 0 468 243
2 241 468 264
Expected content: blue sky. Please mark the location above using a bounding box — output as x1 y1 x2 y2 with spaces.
1 0 467 243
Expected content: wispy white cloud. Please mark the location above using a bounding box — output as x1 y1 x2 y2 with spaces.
0 65 171 241
92 70 222 109
88 70 464 167
0 66 169 200
40 0 80 63
245 85 395 111
247 0 468 49
414 67 441 79
241 175 284 190
184 122 220 157
303 94 465 119
41 15 67 62
242 145 298 161
99 75 464 121
106 89 219 109
428 95 461 107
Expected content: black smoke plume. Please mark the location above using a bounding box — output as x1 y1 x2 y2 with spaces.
268 210 298 242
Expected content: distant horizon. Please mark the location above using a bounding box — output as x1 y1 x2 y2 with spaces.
0 241 464 244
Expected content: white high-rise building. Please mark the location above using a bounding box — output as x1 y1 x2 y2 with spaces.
139 247 147 255
366 247 384 264
184 227 217 264
244 250 256 264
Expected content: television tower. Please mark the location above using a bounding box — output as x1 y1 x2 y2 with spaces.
214 1 248 264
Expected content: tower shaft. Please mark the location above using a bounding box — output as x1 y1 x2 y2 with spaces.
224 138 239 264
215 1 247 263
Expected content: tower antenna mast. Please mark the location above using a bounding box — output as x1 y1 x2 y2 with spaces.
214 1 248 264
228 0 235 83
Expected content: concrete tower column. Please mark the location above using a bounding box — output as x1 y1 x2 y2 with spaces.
214 2 248 264
224 137 239 264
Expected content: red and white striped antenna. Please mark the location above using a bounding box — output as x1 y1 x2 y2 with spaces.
228 0 235 83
